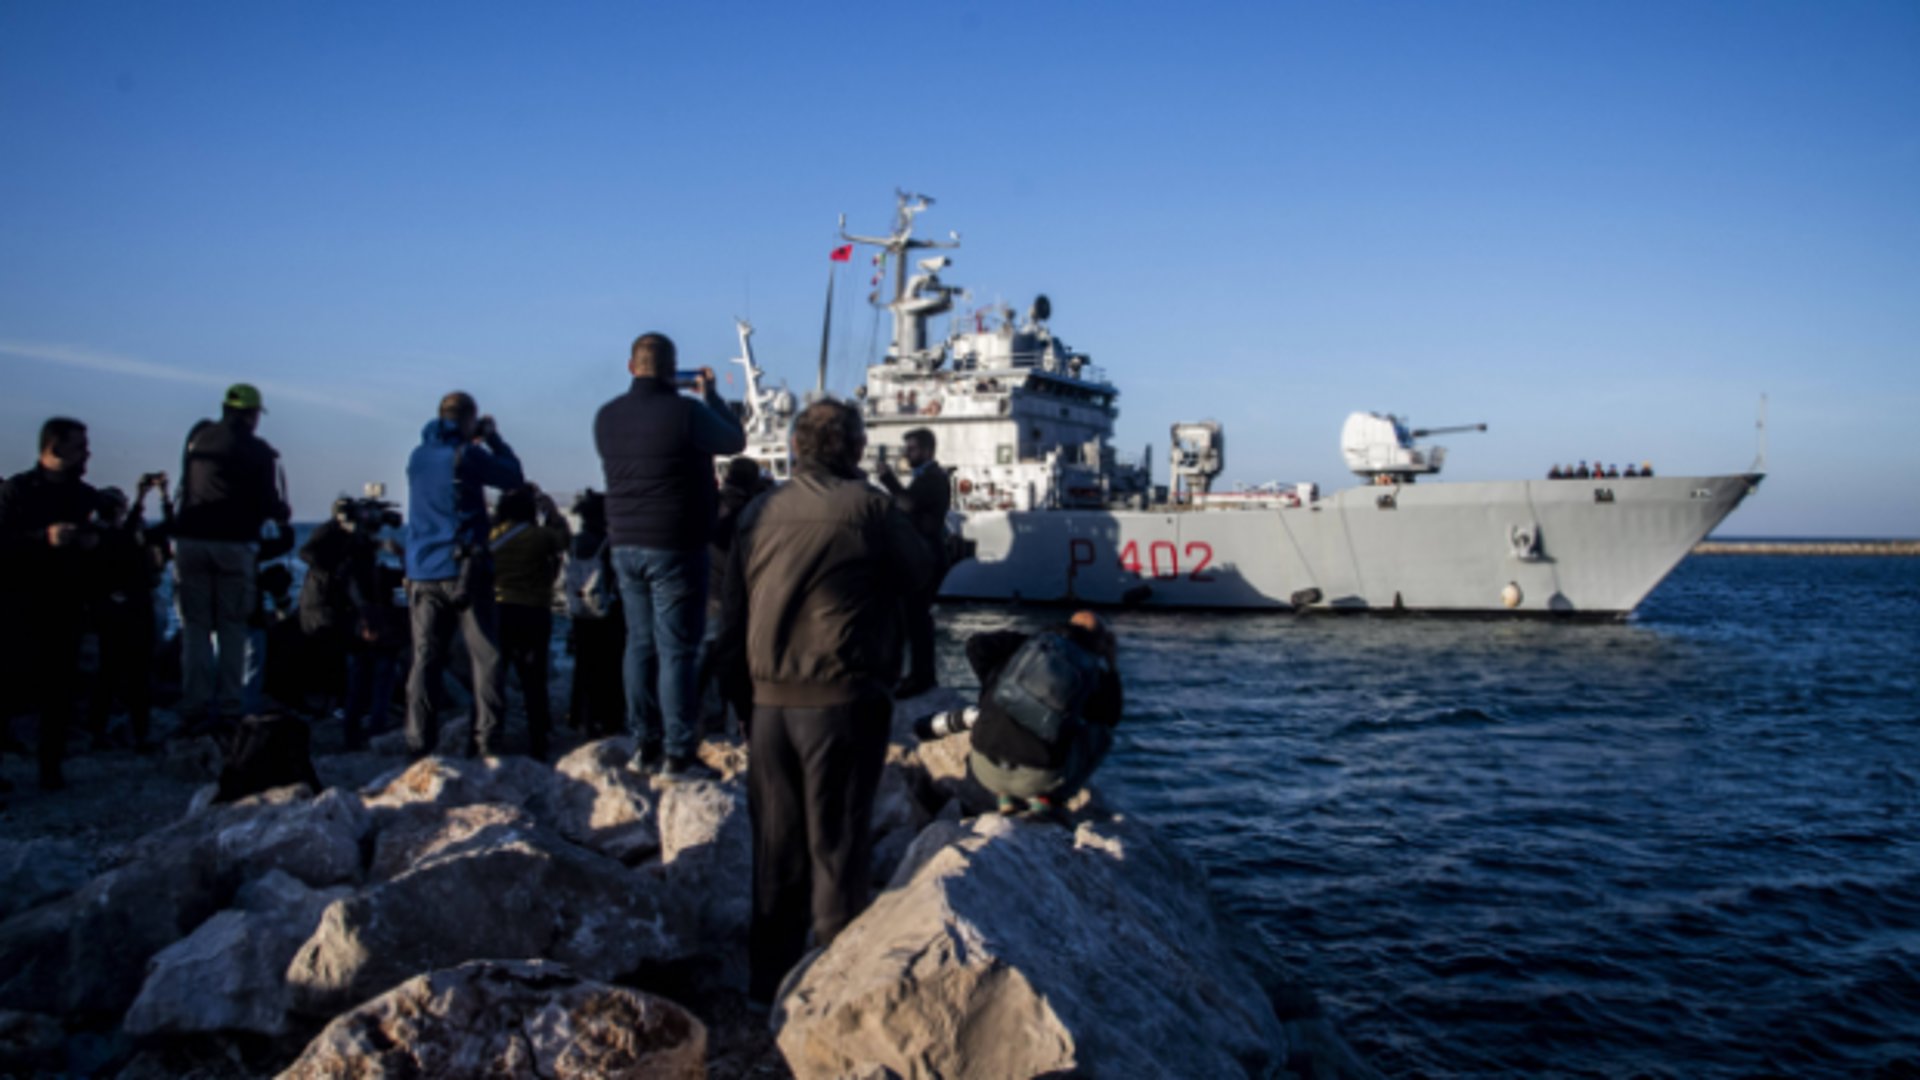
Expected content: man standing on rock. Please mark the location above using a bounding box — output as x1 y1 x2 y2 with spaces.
718 399 936 1003
404 392 523 757
875 426 951 698
173 383 291 726
0 418 103 789
594 332 744 782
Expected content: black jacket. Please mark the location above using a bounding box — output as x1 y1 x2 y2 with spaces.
966 625 1124 771
0 466 104 602
718 461 936 707
174 417 288 542
878 459 951 547
708 476 769 603
593 379 745 550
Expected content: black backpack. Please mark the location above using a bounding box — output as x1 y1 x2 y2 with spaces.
216 713 322 802
989 632 1106 743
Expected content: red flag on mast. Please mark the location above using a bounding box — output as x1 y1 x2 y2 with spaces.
829 244 853 262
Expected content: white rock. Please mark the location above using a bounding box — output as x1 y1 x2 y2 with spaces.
653 778 752 982
285 812 673 1016
552 738 660 864
775 812 1293 1079
277 960 706 1080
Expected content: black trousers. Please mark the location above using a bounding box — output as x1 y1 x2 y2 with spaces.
903 593 937 687
89 598 154 745
498 603 552 758
748 691 891 1000
568 614 626 737
29 610 86 783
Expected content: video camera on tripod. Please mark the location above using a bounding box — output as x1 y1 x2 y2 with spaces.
332 482 403 532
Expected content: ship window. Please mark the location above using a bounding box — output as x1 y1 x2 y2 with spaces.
997 445 1013 464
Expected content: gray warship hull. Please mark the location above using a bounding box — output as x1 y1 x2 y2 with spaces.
942 472 1762 615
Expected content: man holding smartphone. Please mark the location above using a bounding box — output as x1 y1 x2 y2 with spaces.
594 332 745 781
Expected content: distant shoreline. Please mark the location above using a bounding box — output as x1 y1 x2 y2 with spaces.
1693 539 1920 556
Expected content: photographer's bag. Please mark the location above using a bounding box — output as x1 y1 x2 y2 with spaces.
989 631 1105 743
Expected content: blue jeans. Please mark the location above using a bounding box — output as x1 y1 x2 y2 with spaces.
612 546 709 759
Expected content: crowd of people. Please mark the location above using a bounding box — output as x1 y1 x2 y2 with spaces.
1548 461 1656 479
0 331 1129 1007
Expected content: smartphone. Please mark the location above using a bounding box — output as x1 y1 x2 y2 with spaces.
672 372 701 390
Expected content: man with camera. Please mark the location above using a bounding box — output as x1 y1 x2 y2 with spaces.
915 611 1124 820
404 392 523 758
0 418 103 789
173 383 291 725
593 332 744 781
875 427 951 698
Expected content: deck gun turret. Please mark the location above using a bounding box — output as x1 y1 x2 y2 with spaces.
1341 412 1487 482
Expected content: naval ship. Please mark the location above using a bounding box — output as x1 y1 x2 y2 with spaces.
746 193 1763 616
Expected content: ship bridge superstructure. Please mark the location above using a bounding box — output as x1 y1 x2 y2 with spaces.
843 192 1152 511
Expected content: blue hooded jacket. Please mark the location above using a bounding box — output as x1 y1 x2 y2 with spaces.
405 419 524 581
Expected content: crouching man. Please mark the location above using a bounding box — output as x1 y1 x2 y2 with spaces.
917 611 1124 819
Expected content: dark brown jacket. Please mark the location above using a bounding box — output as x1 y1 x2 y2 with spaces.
720 461 936 707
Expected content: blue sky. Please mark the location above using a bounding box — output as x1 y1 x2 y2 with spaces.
2 1 1915 536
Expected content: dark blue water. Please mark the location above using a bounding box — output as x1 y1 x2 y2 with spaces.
942 557 1920 1078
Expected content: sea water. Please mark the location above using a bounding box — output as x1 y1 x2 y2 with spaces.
940 556 1920 1078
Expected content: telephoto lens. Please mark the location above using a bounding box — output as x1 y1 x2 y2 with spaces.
912 706 980 742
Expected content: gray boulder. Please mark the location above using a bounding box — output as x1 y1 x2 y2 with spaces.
653 777 752 963
362 754 558 818
552 737 661 864
0 1010 65 1073
124 870 351 1037
129 784 371 890
367 801 535 881
774 811 1292 1079
286 810 673 1015
0 785 372 1019
277 960 706 1080
0 839 95 921
0 844 224 1017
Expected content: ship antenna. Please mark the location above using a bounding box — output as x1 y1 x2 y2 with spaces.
1752 392 1768 473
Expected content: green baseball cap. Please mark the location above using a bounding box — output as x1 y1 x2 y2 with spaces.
223 383 265 412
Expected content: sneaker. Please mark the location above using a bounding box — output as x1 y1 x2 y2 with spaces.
1017 795 1063 822
658 756 721 784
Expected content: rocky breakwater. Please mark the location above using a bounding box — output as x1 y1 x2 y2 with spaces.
0 743 731 1077
0 690 1369 1078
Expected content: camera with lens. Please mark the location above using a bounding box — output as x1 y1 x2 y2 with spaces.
333 483 403 532
911 705 979 742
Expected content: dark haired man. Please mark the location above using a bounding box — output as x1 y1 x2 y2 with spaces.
594 332 745 781
173 383 291 725
404 391 523 757
876 426 951 697
0 418 101 788
490 484 570 760
718 398 936 1002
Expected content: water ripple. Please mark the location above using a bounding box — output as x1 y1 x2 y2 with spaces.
942 556 1920 1078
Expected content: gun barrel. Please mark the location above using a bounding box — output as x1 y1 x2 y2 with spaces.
1410 423 1488 438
